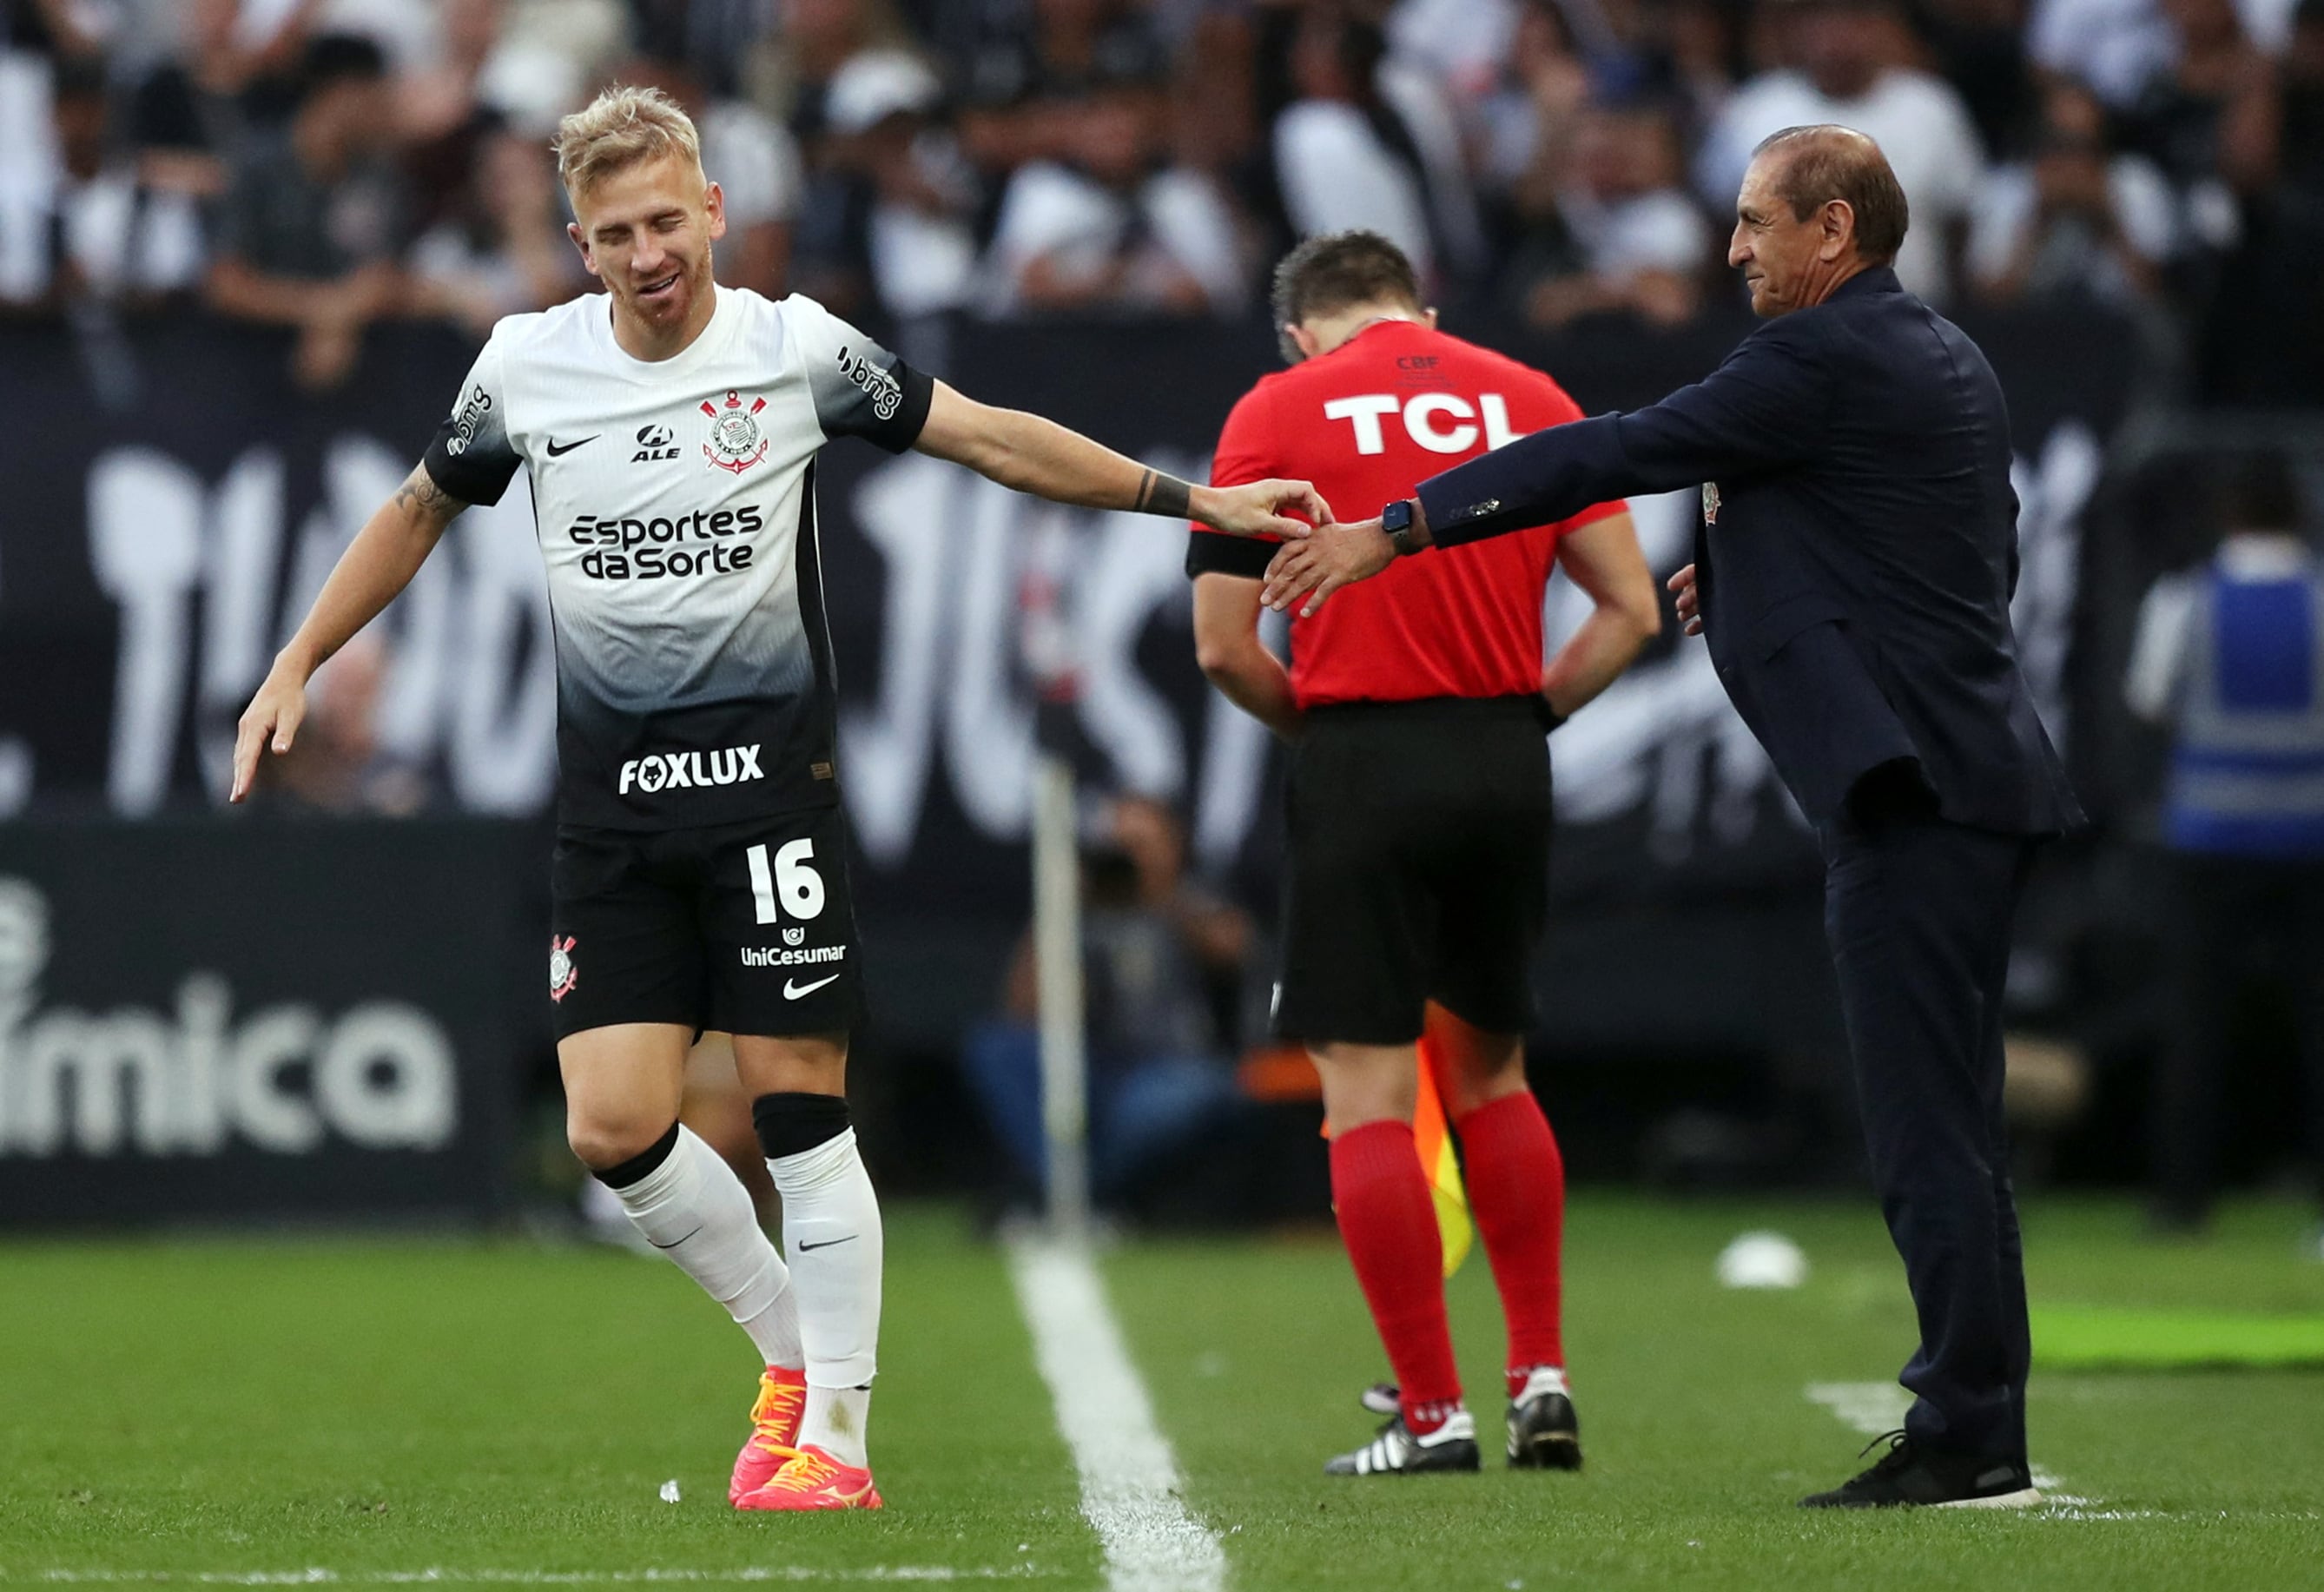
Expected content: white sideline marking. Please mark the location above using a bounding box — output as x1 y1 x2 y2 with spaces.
19 1571 1046 1585
1802 1381 2145 1518
1804 1380 1911 1439
1006 1237 1228 1592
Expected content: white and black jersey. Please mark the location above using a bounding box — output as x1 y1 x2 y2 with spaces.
420 286 933 830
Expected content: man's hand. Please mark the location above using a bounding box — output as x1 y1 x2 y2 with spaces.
230 658 312 803
1668 563 1702 636
1192 477 1333 540
1261 515 1395 617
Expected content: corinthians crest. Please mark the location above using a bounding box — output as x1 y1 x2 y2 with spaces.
702 389 769 473
548 935 578 1003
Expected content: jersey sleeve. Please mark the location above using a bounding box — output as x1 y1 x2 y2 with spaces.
1185 385 1279 581
786 293 934 454
421 331 523 506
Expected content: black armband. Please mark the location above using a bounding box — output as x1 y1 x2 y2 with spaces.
1185 529 1276 580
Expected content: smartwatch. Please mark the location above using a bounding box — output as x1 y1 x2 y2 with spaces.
1382 499 1425 558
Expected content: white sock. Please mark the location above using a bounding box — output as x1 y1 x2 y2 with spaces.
605 1126 802 1370
799 1384 873 1469
768 1125 883 1467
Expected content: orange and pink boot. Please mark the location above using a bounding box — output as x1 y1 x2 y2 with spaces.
735 1444 883 1511
729 1366 808 1505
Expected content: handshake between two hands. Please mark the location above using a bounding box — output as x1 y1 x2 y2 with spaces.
1216 476 1709 636
1203 477 1402 619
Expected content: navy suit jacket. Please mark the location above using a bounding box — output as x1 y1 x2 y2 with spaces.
1416 268 2083 835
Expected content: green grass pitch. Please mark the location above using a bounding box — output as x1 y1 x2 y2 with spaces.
3 1196 2321 1589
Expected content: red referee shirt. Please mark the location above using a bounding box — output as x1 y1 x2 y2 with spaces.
1187 319 1623 708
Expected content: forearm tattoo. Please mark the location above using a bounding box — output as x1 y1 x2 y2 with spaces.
391 466 460 524
1134 468 1193 519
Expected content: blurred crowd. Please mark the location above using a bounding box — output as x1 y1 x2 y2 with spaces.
2 0 2321 396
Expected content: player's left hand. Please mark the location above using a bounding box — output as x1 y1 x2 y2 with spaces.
1199 478 1333 540
1262 516 1395 617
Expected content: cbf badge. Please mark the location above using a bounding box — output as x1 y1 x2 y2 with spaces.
703 390 769 474
1701 481 1721 525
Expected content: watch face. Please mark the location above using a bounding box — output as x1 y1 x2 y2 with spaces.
1383 499 1413 532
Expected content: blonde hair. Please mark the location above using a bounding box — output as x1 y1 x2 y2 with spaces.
553 84 703 198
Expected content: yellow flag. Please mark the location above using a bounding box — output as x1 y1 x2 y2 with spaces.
1414 1032 1473 1278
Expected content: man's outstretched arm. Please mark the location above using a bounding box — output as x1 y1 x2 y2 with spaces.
914 380 1330 538
1262 329 1831 614
230 464 467 801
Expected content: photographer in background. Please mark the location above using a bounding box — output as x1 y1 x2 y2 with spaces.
961 794 1256 1214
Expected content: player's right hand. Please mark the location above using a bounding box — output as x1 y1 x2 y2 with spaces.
1668 564 1702 637
231 667 310 803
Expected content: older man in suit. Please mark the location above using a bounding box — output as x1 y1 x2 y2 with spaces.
1262 124 2082 1508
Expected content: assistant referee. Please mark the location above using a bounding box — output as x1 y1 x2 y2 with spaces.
1188 232 1660 1477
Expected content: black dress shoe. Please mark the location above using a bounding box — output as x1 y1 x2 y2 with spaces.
1799 1430 2043 1509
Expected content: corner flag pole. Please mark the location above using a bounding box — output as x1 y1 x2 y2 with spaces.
1032 750 1090 1236
1020 519 1091 1237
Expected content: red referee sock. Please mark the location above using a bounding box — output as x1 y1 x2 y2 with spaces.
1330 1120 1462 1429
1455 1091 1567 1396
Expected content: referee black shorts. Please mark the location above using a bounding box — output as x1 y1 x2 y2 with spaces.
1274 696 1553 1047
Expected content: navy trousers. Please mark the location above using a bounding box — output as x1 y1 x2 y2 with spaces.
1819 769 2038 1463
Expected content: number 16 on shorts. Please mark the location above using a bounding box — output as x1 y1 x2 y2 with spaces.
746 839 824 924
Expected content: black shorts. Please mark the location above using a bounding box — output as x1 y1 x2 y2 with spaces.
547 804 866 1041
1274 697 1552 1046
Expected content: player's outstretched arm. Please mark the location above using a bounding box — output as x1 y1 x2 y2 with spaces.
912 380 1331 538
229 463 467 803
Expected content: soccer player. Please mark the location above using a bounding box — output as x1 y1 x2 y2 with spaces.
229 85 1323 1513
1187 232 1660 1476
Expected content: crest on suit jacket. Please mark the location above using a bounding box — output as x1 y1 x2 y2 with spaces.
1701 481 1721 525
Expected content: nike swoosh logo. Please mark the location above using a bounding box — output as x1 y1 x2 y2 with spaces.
798 1235 856 1252
784 973 842 1000
649 1225 705 1250
545 434 599 456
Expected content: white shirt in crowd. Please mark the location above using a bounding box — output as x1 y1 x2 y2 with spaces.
1696 68 1986 305
1967 155 2179 303
1273 99 1436 280
0 164 203 304
981 162 1246 317
697 101 803 233
1376 57 1487 280
1385 0 1521 98
1561 187 1714 284
2030 0 2302 110
868 191 980 320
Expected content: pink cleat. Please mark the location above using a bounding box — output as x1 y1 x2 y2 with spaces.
735 1443 883 1511
729 1366 808 1506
